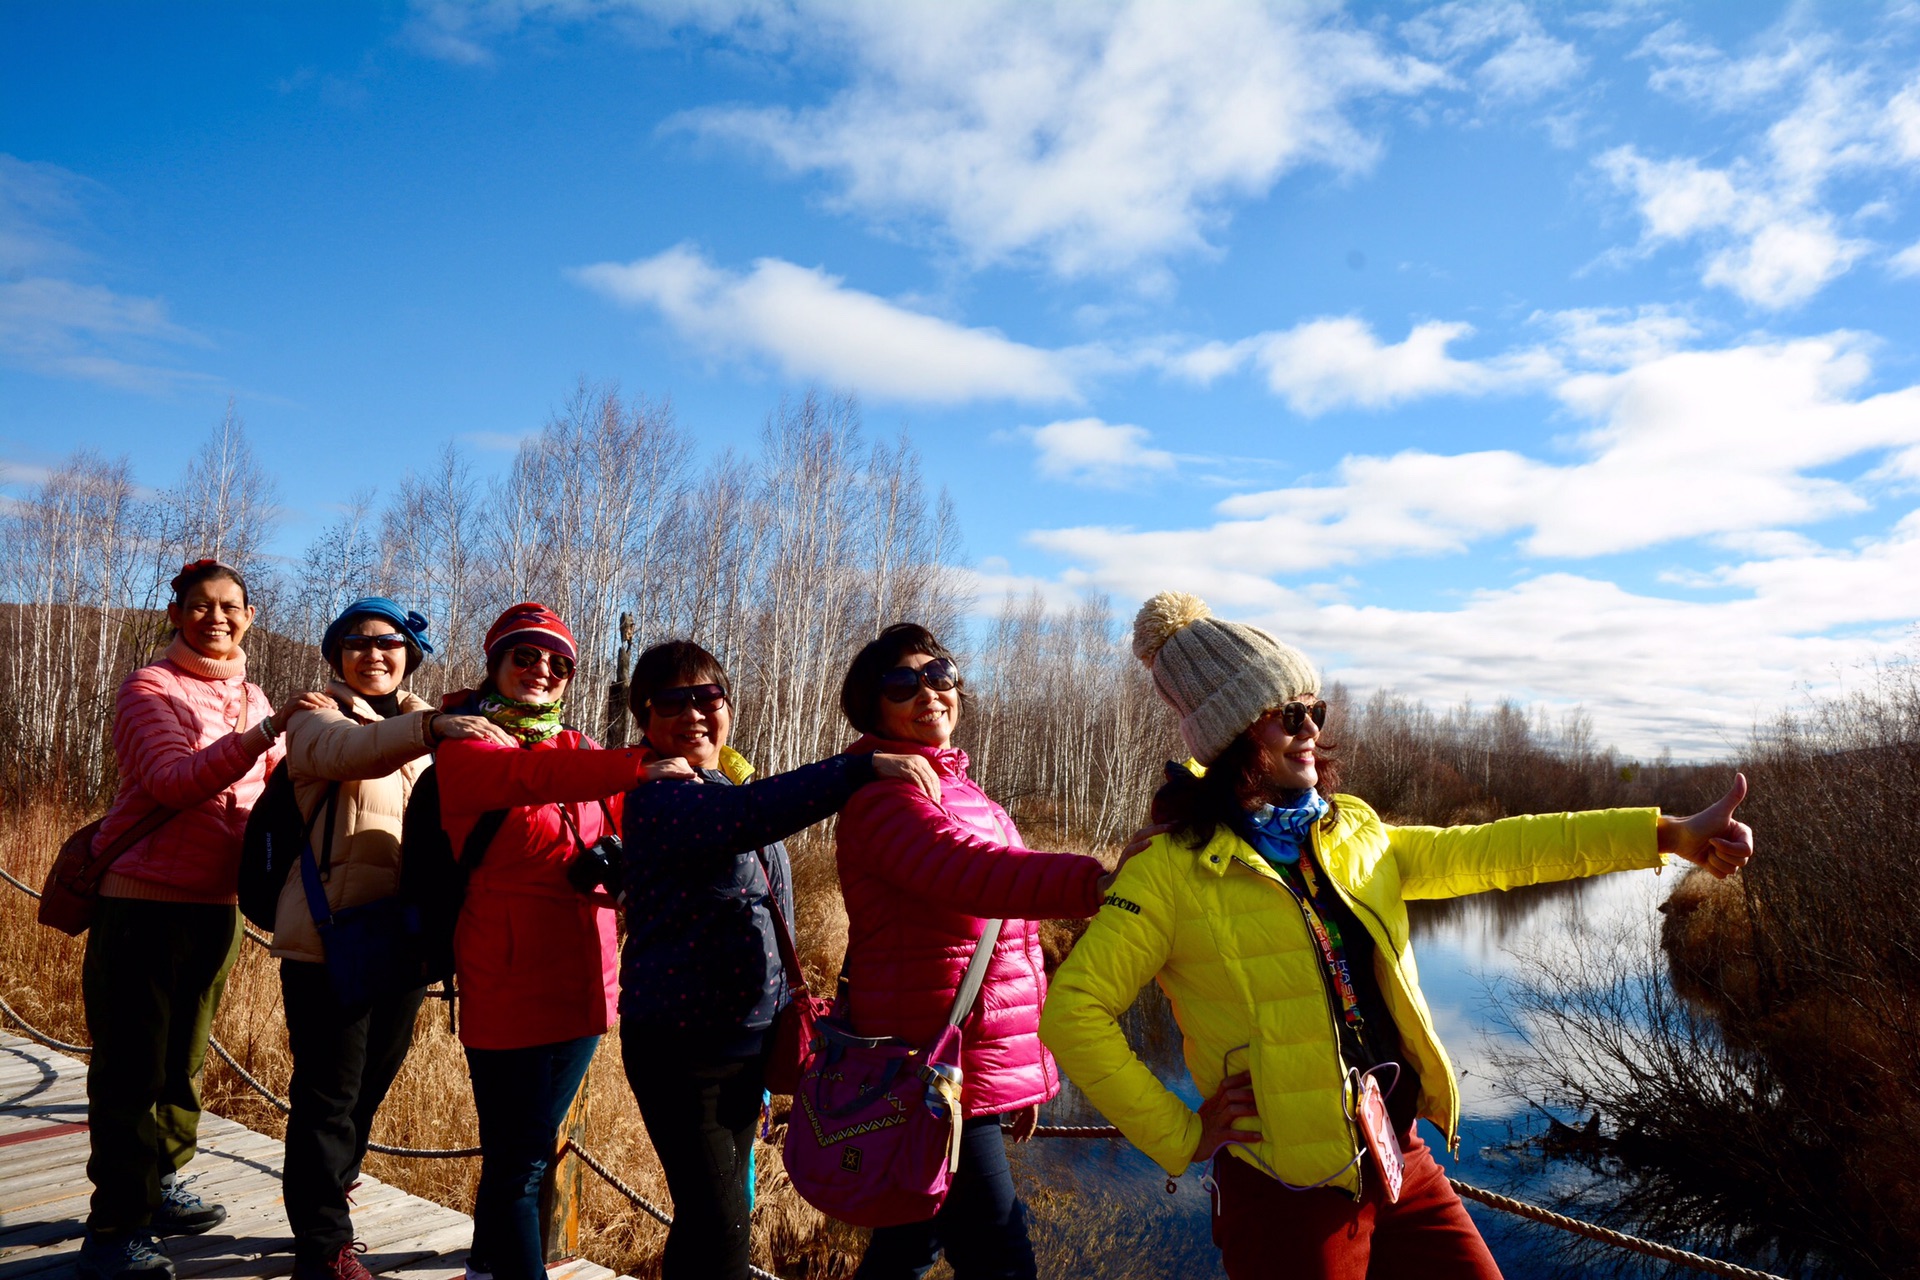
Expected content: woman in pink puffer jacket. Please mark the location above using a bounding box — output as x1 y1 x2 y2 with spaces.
835 623 1114 1280
79 559 330 1280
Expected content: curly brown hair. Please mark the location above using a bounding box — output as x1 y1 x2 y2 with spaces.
1150 722 1341 851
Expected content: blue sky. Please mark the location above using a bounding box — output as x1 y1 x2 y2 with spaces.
6 0 1920 755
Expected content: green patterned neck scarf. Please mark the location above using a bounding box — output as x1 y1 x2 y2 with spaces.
477 692 566 745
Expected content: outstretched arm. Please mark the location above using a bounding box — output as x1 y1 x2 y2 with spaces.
112 670 291 810
1657 774 1754 879
436 736 686 815
624 753 879 860
841 781 1105 920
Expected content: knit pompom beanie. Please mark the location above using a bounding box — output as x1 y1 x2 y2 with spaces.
1131 591 1320 765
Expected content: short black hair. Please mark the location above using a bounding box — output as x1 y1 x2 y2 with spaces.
839 622 962 736
628 639 731 720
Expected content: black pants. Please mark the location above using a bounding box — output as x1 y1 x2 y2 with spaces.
280 960 426 1261
81 898 241 1232
621 1027 766 1280
465 1033 600 1280
856 1113 1038 1280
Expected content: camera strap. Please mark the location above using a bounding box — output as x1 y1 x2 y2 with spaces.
558 798 616 856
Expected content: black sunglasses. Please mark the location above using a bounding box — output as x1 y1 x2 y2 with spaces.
509 645 575 679
879 657 960 704
646 683 728 717
1269 700 1329 735
340 633 409 653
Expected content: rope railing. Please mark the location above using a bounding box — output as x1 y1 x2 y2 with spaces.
1445 1180 1790 1280
0 864 1792 1280
562 1139 784 1280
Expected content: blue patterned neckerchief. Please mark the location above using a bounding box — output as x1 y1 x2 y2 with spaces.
1240 789 1330 869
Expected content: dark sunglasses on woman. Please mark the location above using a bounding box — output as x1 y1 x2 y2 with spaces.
339 633 409 653
1273 700 1329 734
879 657 960 703
646 683 727 717
510 645 575 679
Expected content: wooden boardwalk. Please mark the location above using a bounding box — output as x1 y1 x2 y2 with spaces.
0 1034 625 1280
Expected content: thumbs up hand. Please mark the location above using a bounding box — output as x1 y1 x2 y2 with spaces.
1657 773 1755 878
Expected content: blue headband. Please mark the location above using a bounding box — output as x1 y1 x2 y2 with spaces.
322 597 433 670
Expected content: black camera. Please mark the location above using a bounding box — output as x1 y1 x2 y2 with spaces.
566 833 627 906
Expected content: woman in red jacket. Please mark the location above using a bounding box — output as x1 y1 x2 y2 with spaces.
834 623 1117 1280
433 603 691 1280
79 559 329 1280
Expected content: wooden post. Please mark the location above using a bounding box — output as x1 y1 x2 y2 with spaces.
540 1075 592 1264
603 611 636 748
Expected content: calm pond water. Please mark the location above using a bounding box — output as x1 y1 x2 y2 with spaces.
1006 867 1772 1278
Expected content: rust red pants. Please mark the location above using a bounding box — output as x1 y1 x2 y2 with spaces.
1210 1129 1503 1279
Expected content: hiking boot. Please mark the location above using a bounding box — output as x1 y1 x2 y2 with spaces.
292 1242 372 1280
75 1228 175 1280
151 1175 225 1236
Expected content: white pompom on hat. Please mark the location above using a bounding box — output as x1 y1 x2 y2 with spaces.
1131 590 1320 765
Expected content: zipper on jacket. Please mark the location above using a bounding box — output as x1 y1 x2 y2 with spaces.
1271 872 1365 1203
1309 826 1460 1154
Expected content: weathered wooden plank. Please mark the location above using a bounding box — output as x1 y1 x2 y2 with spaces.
0 1035 624 1280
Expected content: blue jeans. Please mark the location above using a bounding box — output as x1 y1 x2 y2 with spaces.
855 1113 1038 1280
464 1034 599 1280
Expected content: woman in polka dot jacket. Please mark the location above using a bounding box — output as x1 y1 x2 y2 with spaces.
616 639 941 1280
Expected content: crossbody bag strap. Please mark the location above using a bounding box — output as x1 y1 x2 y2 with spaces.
751 849 811 996
940 799 1016 1027
945 918 1004 1029
99 804 181 864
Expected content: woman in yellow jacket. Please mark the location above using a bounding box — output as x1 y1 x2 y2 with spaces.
1039 592 1754 1280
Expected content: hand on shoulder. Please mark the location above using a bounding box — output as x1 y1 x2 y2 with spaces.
869 752 942 805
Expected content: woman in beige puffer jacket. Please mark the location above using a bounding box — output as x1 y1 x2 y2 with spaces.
269 598 510 1280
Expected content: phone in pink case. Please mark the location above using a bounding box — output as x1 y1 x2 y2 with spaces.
1356 1073 1404 1204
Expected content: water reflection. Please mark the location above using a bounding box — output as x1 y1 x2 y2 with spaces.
1012 869 1696 1279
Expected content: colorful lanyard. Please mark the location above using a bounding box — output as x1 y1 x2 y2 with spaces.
1277 859 1366 1032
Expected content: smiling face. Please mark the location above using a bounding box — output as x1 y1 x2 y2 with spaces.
339 616 408 700
167 575 254 661
875 651 961 748
1247 700 1321 796
493 644 571 705
645 689 732 771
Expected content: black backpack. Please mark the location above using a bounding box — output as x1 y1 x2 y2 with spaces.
400 766 507 984
237 694 351 932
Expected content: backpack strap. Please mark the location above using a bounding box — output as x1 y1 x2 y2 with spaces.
460 809 508 871
299 783 343 929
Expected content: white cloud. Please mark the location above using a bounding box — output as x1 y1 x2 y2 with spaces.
1023 418 1175 488
0 156 213 392
1174 317 1557 415
1890 238 1920 278
1003 335 1920 749
415 0 1445 279
571 243 1081 404
1531 305 1698 368
1402 1 1587 102
1597 146 1868 308
1609 24 1920 308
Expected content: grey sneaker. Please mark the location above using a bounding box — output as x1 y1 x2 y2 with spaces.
75 1228 175 1280
152 1174 226 1236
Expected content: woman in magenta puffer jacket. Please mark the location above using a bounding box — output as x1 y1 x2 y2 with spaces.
835 623 1115 1280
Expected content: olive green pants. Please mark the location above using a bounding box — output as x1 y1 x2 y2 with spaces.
81 897 242 1231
